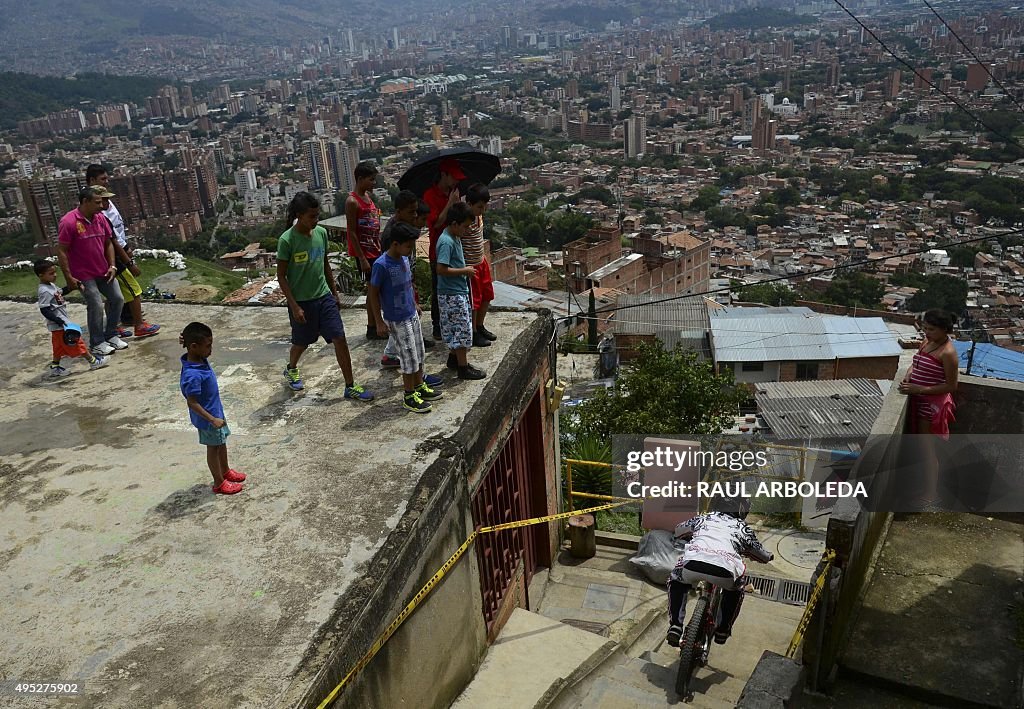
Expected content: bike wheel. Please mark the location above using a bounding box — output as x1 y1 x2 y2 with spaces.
675 596 709 697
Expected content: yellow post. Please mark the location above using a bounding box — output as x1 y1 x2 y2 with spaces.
566 460 574 513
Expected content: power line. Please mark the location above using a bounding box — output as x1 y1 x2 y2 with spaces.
561 228 1022 321
830 0 1024 152
918 0 1024 115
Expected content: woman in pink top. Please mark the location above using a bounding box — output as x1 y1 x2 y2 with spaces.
898 309 958 437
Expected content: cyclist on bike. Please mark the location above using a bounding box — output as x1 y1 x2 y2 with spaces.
666 494 773 647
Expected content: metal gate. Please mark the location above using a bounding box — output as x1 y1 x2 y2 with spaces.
471 393 544 633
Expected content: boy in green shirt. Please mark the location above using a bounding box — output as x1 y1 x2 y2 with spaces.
277 192 374 401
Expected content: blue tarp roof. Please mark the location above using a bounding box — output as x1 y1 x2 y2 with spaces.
952 341 1024 382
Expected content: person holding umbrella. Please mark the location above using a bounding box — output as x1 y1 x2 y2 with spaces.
423 159 467 342
345 161 383 340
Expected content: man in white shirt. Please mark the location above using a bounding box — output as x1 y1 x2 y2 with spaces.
86 165 160 338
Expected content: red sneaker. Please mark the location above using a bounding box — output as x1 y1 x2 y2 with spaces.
225 468 247 482
212 480 243 495
134 322 161 338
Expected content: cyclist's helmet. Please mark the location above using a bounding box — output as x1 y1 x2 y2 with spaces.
709 493 751 520
63 322 83 346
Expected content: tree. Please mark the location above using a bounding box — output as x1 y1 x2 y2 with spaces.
906 274 968 315
689 185 721 212
569 342 745 445
822 272 884 308
738 282 797 306
548 211 594 249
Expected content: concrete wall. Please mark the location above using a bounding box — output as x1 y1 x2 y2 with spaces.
833 355 899 381
801 364 909 690
282 314 559 709
795 300 918 325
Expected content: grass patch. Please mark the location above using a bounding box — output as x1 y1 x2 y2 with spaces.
595 507 643 536
183 258 246 301
0 267 43 298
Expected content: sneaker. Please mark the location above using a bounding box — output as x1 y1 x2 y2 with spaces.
666 625 683 648
107 335 129 350
403 392 432 414
473 331 492 347
92 342 115 356
713 630 730 645
424 373 444 388
225 468 247 483
344 384 375 402
480 326 497 341
458 364 487 380
116 328 133 339
134 322 161 338
283 366 304 391
381 355 401 369
90 355 110 370
446 353 459 370
416 382 443 401
47 364 71 378
212 480 243 495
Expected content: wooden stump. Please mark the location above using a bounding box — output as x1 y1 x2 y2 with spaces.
567 514 596 559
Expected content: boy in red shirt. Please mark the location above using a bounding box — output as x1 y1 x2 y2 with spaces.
423 159 466 341
345 161 383 340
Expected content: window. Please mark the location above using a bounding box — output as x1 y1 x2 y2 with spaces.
796 362 818 380
741 362 765 372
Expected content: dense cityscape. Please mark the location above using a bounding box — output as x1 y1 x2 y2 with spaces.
1 0 1022 706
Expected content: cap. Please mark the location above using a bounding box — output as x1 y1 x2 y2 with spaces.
91 186 116 198
439 158 466 181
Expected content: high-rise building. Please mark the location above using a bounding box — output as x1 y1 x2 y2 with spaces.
484 136 503 156
566 79 579 100
502 25 513 48
133 171 172 218
752 113 776 154
165 170 202 216
610 84 622 112
326 140 360 194
19 176 84 250
392 27 400 50
431 125 443 143
966 63 988 91
301 138 332 191
827 60 841 88
395 109 411 140
235 168 258 197
914 68 934 90
458 114 471 138
623 115 647 159
886 69 902 99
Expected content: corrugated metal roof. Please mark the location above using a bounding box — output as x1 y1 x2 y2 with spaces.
609 294 711 357
710 308 901 362
588 253 643 281
953 341 1024 382
755 378 885 439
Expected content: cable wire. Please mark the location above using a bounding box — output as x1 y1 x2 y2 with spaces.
918 0 1024 115
830 0 1024 151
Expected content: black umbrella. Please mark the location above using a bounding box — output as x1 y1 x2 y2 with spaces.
397 147 502 197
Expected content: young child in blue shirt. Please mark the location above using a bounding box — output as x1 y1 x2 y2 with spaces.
436 202 486 381
368 222 444 414
179 321 247 495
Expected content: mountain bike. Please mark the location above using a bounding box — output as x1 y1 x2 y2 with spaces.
674 579 723 698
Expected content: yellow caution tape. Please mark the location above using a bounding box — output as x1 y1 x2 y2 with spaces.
315 499 641 709
785 549 836 658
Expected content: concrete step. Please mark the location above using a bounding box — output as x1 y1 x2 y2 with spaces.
451 607 617 709
573 675 674 708
639 649 750 705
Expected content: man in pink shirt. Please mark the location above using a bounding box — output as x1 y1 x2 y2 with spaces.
57 187 127 356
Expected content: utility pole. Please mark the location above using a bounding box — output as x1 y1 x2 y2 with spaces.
588 289 598 347
966 330 977 375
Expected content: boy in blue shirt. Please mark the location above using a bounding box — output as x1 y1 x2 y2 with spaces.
180 321 246 495
368 223 444 413
436 202 486 381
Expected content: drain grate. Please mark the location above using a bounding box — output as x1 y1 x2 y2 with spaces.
560 619 611 637
745 574 811 606
778 579 813 605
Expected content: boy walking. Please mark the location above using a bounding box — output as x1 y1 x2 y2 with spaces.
436 203 486 381
464 184 497 347
279 192 374 401
180 321 246 495
35 260 108 376
368 223 444 413
345 161 383 340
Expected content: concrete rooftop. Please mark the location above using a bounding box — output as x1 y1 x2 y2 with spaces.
0 300 541 708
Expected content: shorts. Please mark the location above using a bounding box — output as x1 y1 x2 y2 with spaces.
50 329 89 361
199 424 230 446
470 259 495 311
386 314 426 375
438 294 473 350
289 294 346 346
117 269 143 300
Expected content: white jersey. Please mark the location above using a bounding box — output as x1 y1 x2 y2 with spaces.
671 512 771 581
103 200 127 248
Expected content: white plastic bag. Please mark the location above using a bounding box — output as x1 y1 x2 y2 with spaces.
630 529 686 585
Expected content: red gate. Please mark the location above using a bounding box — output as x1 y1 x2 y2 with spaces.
471 392 547 634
